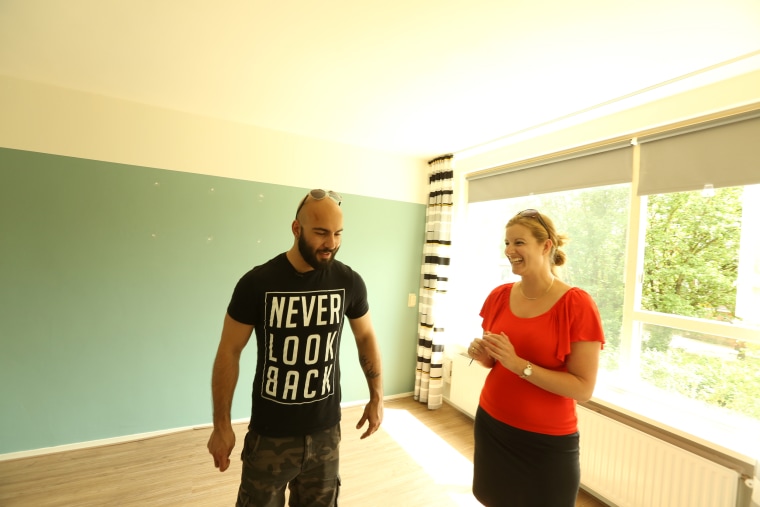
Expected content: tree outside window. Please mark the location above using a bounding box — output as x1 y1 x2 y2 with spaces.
640 185 760 420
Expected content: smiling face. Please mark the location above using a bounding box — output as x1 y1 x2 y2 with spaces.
298 228 341 269
292 196 343 271
504 223 549 275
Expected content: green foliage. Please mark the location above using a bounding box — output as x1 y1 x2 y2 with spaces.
637 187 760 421
645 325 673 352
502 184 758 423
538 186 630 349
641 347 760 419
642 188 742 321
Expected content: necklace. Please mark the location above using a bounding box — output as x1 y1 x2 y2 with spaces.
519 276 555 300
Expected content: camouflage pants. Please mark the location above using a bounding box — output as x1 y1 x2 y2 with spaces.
236 424 341 507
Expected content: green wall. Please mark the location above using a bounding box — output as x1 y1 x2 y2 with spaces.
0 148 425 454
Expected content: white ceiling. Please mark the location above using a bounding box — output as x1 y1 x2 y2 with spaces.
1 0 759 160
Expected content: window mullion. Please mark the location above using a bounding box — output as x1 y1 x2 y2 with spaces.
633 309 759 343
620 143 644 376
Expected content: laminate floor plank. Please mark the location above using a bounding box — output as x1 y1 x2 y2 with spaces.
0 396 606 506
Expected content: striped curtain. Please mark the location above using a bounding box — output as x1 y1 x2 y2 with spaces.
414 154 453 410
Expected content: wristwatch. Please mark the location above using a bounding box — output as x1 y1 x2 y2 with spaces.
520 361 533 379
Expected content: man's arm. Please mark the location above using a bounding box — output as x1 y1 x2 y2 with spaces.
207 313 254 472
348 311 384 439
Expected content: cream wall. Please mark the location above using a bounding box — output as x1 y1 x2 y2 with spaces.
444 65 760 361
455 67 760 176
0 74 429 204
6 66 759 206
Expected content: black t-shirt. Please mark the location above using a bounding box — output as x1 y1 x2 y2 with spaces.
227 252 369 436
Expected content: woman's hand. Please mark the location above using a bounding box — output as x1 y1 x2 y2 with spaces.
481 331 521 374
480 333 602 402
468 336 495 367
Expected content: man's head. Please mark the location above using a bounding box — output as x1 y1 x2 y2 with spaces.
290 189 344 271
295 189 341 219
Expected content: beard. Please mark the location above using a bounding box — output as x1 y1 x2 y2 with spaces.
298 233 339 270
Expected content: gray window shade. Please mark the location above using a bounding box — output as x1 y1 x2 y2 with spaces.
638 110 760 196
467 142 633 203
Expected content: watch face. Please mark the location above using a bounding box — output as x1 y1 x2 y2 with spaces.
523 366 532 376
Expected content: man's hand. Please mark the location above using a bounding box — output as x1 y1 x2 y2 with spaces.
207 425 236 472
207 314 252 472
356 399 383 439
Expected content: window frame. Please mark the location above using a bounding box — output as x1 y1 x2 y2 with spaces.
620 153 759 374
453 122 760 466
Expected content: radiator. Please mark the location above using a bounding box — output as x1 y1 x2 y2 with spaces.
448 351 489 418
578 405 741 507
447 354 747 506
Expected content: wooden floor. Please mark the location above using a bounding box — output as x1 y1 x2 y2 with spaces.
0 396 607 506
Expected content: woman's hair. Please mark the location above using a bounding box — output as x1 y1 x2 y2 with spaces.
506 211 569 269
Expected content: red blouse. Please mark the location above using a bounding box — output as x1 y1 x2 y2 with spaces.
478 283 605 435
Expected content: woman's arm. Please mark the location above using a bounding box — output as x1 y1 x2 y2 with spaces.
482 333 601 402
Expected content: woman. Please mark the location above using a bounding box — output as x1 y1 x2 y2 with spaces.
467 209 605 507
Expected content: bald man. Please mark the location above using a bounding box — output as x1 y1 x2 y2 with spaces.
207 189 383 507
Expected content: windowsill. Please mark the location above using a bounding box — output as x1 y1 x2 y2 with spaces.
589 370 759 471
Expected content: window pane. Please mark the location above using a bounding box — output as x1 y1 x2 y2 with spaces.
457 184 630 372
642 185 760 328
640 323 760 423
637 184 760 429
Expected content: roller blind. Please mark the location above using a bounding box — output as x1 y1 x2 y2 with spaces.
467 141 633 203
638 110 760 196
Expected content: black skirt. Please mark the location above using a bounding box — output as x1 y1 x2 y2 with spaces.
472 406 580 507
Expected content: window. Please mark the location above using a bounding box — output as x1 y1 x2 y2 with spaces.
453 182 760 460
627 184 760 451
452 110 760 462
454 184 630 374
642 186 750 324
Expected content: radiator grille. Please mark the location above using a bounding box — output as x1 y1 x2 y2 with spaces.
578 406 739 507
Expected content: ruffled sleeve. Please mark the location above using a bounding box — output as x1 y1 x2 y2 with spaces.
551 287 605 363
479 283 513 332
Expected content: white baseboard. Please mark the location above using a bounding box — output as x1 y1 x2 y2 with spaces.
0 417 248 462
0 393 415 462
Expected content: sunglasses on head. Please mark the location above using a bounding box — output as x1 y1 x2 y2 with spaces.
295 189 342 218
517 209 549 234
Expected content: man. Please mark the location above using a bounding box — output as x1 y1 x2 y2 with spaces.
207 189 384 507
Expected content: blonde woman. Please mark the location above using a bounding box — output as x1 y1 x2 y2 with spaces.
467 209 605 507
